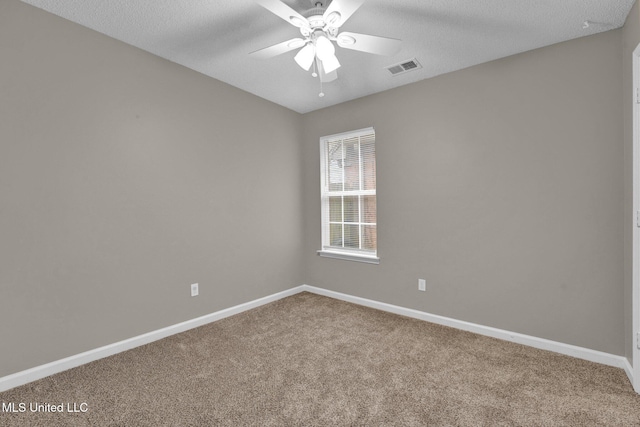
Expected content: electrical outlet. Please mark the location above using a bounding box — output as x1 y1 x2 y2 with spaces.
191 283 199 297
418 279 426 292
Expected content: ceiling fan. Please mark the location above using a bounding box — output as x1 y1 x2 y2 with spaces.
250 0 402 94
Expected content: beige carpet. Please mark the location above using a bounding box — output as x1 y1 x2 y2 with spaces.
1 292 639 426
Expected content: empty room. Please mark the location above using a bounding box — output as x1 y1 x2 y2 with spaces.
2 0 640 425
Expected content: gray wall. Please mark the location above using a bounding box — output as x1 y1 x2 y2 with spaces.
0 0 304 377
623 1 640 365
301 30 625 355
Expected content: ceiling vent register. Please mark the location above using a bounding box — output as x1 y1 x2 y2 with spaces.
387 59 422 76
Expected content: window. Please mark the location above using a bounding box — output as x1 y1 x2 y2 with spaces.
318 127 378 264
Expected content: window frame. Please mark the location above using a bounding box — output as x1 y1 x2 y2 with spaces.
317 127 379 264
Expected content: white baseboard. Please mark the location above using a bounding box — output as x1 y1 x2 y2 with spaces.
300 285 632 376
0 286 305 393
624 358 634 390
1 284 633 393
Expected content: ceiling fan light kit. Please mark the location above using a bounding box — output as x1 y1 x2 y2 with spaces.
315 34 341 73
321 54 341 74
294 43 316 70
251 0 402 96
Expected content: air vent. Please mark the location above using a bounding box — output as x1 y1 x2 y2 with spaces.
386 58 422 76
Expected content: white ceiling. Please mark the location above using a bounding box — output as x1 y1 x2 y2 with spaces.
21 0 636 113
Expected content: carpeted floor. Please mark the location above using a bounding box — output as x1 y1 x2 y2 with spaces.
1 292 640 426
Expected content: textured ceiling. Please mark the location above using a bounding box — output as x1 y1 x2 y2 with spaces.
20 0 636 113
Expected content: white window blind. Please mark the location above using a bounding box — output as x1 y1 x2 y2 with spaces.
319 127 378 263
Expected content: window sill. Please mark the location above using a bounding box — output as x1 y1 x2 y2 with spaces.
317 250 380 264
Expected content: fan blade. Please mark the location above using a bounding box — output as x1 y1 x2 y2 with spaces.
250 38 306 59
323 0 365 28
337 32 401 56
318 60 338 82
256 0 309 28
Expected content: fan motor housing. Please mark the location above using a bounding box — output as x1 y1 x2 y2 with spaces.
307 14 325 28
